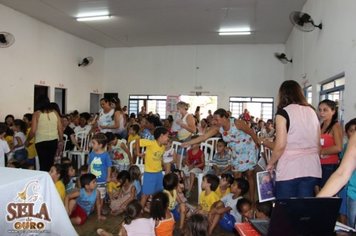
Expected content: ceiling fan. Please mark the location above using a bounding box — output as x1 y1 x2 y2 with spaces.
274 53 292 64
290 11 322 32
78 56 94 67
0 32 15 48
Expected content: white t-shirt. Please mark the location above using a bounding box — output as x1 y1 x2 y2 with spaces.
0 139 10 167
13 131 26 152
74 125 92 135
221 193 242 223
163 147 174 164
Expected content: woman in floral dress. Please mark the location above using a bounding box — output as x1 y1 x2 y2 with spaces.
183 108 259 201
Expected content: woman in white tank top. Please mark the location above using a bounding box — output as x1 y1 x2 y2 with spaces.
98 98 126 138
175 101 196 142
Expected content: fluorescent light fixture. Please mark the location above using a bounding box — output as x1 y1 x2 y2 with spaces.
76 15 111 21
218 27 251 36
219 31 251 35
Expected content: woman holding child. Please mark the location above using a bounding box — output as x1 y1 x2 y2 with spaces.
182 108 259 202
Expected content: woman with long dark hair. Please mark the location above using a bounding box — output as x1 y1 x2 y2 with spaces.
27 95 63 171
266 80 321 198
317 99 343 188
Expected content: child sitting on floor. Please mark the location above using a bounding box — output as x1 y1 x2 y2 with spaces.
209 177 249 234
129 165 142 199
163 173 187 231
62 163 77 194
49 164 66 202
65 173 105 225
110 170 136 215
196 174 220 217
107 167 120 200
215 173 234 199
236 198 253 222
97 199 155 236
183 213 209 236
150 192 175 236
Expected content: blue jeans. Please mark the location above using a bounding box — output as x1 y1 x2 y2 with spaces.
347 197 356 227
320 164 338 188
275 177 319 199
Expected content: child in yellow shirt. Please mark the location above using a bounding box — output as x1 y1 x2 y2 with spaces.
136 127 169 209
163 173 187 230
197 174 220 215
23 113 37 168
49 164 66 201
128 124 140 144
215 173 234 199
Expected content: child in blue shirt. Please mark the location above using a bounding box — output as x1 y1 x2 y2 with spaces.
65 173 105 225
343 118 356 227
88 133 112 205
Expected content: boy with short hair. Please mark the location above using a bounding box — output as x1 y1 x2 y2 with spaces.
88 133 112 206
196 174 220 215
65 173 106 225
209 177 249 234
211 139 231 175
0 123 10 167
215 173 234 199
136 126 169 209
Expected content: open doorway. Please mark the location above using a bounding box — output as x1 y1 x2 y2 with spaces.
54 88 66 115
34 85 49 111
90 93 101 114
179 95 218 119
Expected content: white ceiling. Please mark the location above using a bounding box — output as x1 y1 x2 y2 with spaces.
0 0 306 48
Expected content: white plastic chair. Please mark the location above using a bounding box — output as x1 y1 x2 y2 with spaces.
172 141 183 169
182 142 214 199
129 139 145 173
205 137 220 153
62 134 68 158
68 131 91 169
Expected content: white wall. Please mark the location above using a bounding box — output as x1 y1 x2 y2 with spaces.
103 44 285 109
0 3 286 121
285 0 356 122
0 4 105 120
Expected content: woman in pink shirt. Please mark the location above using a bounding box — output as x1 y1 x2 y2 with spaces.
266 80 321 199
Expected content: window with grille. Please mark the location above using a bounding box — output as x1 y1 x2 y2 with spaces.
129 95 167 119
229 97 274 121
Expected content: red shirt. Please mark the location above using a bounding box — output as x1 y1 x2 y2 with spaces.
320 133 339 165
187 148 204 170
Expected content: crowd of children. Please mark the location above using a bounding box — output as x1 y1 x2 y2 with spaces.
4 103 356 235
